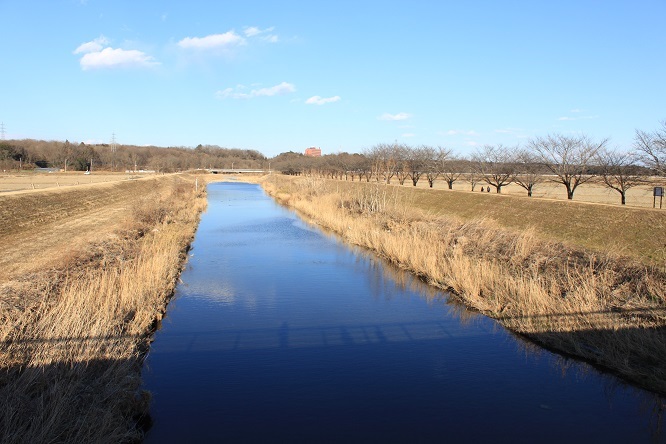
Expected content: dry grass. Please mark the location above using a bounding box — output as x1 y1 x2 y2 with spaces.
409 175 663 208
321 179 666 265
0 173 207 443
0 171 151 193
261 175 666 395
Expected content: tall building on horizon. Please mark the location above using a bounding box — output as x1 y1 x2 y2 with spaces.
304 147 322 157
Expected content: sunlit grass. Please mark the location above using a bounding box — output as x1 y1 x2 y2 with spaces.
261 175 666 395
0 174 207 443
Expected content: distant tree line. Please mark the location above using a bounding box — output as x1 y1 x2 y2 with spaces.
0 140 267 173
269 121 665 206
2 120 664 205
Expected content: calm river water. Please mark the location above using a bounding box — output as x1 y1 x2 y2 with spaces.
143 181 664 443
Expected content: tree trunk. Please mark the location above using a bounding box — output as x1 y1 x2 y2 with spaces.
447 181 453 190
621 192 626 205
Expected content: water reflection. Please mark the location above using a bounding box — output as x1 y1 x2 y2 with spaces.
143 182 665 443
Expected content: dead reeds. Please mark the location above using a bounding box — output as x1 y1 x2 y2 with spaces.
261 175 666 395
0 174 206 443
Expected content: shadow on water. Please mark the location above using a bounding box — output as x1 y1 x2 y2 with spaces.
143 182 666 443
144 249 666 442
318 210 666 400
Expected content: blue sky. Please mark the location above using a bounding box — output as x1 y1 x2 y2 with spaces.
1 0 664 157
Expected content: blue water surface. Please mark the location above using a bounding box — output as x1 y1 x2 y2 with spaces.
143 182 664 443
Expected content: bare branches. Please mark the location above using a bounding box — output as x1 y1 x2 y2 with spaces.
596 148 647 205
513 148 544 197
634 120 666 176
529 134 607 199
471 144 516 193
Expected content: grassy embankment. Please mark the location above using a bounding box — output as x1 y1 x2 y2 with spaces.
0 173 207 443
261 174 666 395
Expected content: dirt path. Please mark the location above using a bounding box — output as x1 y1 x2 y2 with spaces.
0 177 165 281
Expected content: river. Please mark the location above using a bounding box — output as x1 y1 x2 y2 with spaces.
142 181 664 443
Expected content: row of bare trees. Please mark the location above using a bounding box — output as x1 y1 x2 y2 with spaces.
2 121 664 204
271 121 665 205
472 133 654 204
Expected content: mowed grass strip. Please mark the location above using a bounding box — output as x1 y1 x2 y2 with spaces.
0 177 156 238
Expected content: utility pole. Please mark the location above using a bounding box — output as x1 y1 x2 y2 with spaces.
111 132 117 171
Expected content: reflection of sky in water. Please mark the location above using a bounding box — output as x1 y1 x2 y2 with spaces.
144 182 665 444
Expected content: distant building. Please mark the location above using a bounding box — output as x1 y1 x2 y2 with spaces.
304 147 322 157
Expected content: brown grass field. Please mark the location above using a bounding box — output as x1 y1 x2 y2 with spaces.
0 172 208 442
3 170 664 208
261 174 666 396
412 176 663 209
0 171 664 440
0 171 151 193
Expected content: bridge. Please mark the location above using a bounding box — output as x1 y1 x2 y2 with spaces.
208 169 270 174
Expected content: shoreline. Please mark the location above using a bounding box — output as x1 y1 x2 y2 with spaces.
0 173 208 442
259 174 666 396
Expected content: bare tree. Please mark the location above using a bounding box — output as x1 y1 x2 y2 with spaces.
365 143 399 184
440 152 463 190
529 134 607 200
393 143 411 185
513 148 544 197
472 144 516 193
405 145 433 186
465 171 481 191
596 148 646 205
425 146 450 188
634 120 666 176
362 145 382 182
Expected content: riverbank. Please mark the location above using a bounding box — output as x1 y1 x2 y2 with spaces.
0 173 207 442
260 175 666 395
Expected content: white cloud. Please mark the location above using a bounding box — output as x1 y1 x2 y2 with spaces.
305 95 341 105
244 26 261 37
570 108 582 113
73 36 109 54
178 31 245 50
243 26 275 38
378 112 411 121
79 47 159 70
263 35 279 43
215 82 296 99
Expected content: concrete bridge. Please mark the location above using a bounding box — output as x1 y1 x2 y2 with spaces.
208 169 270 174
